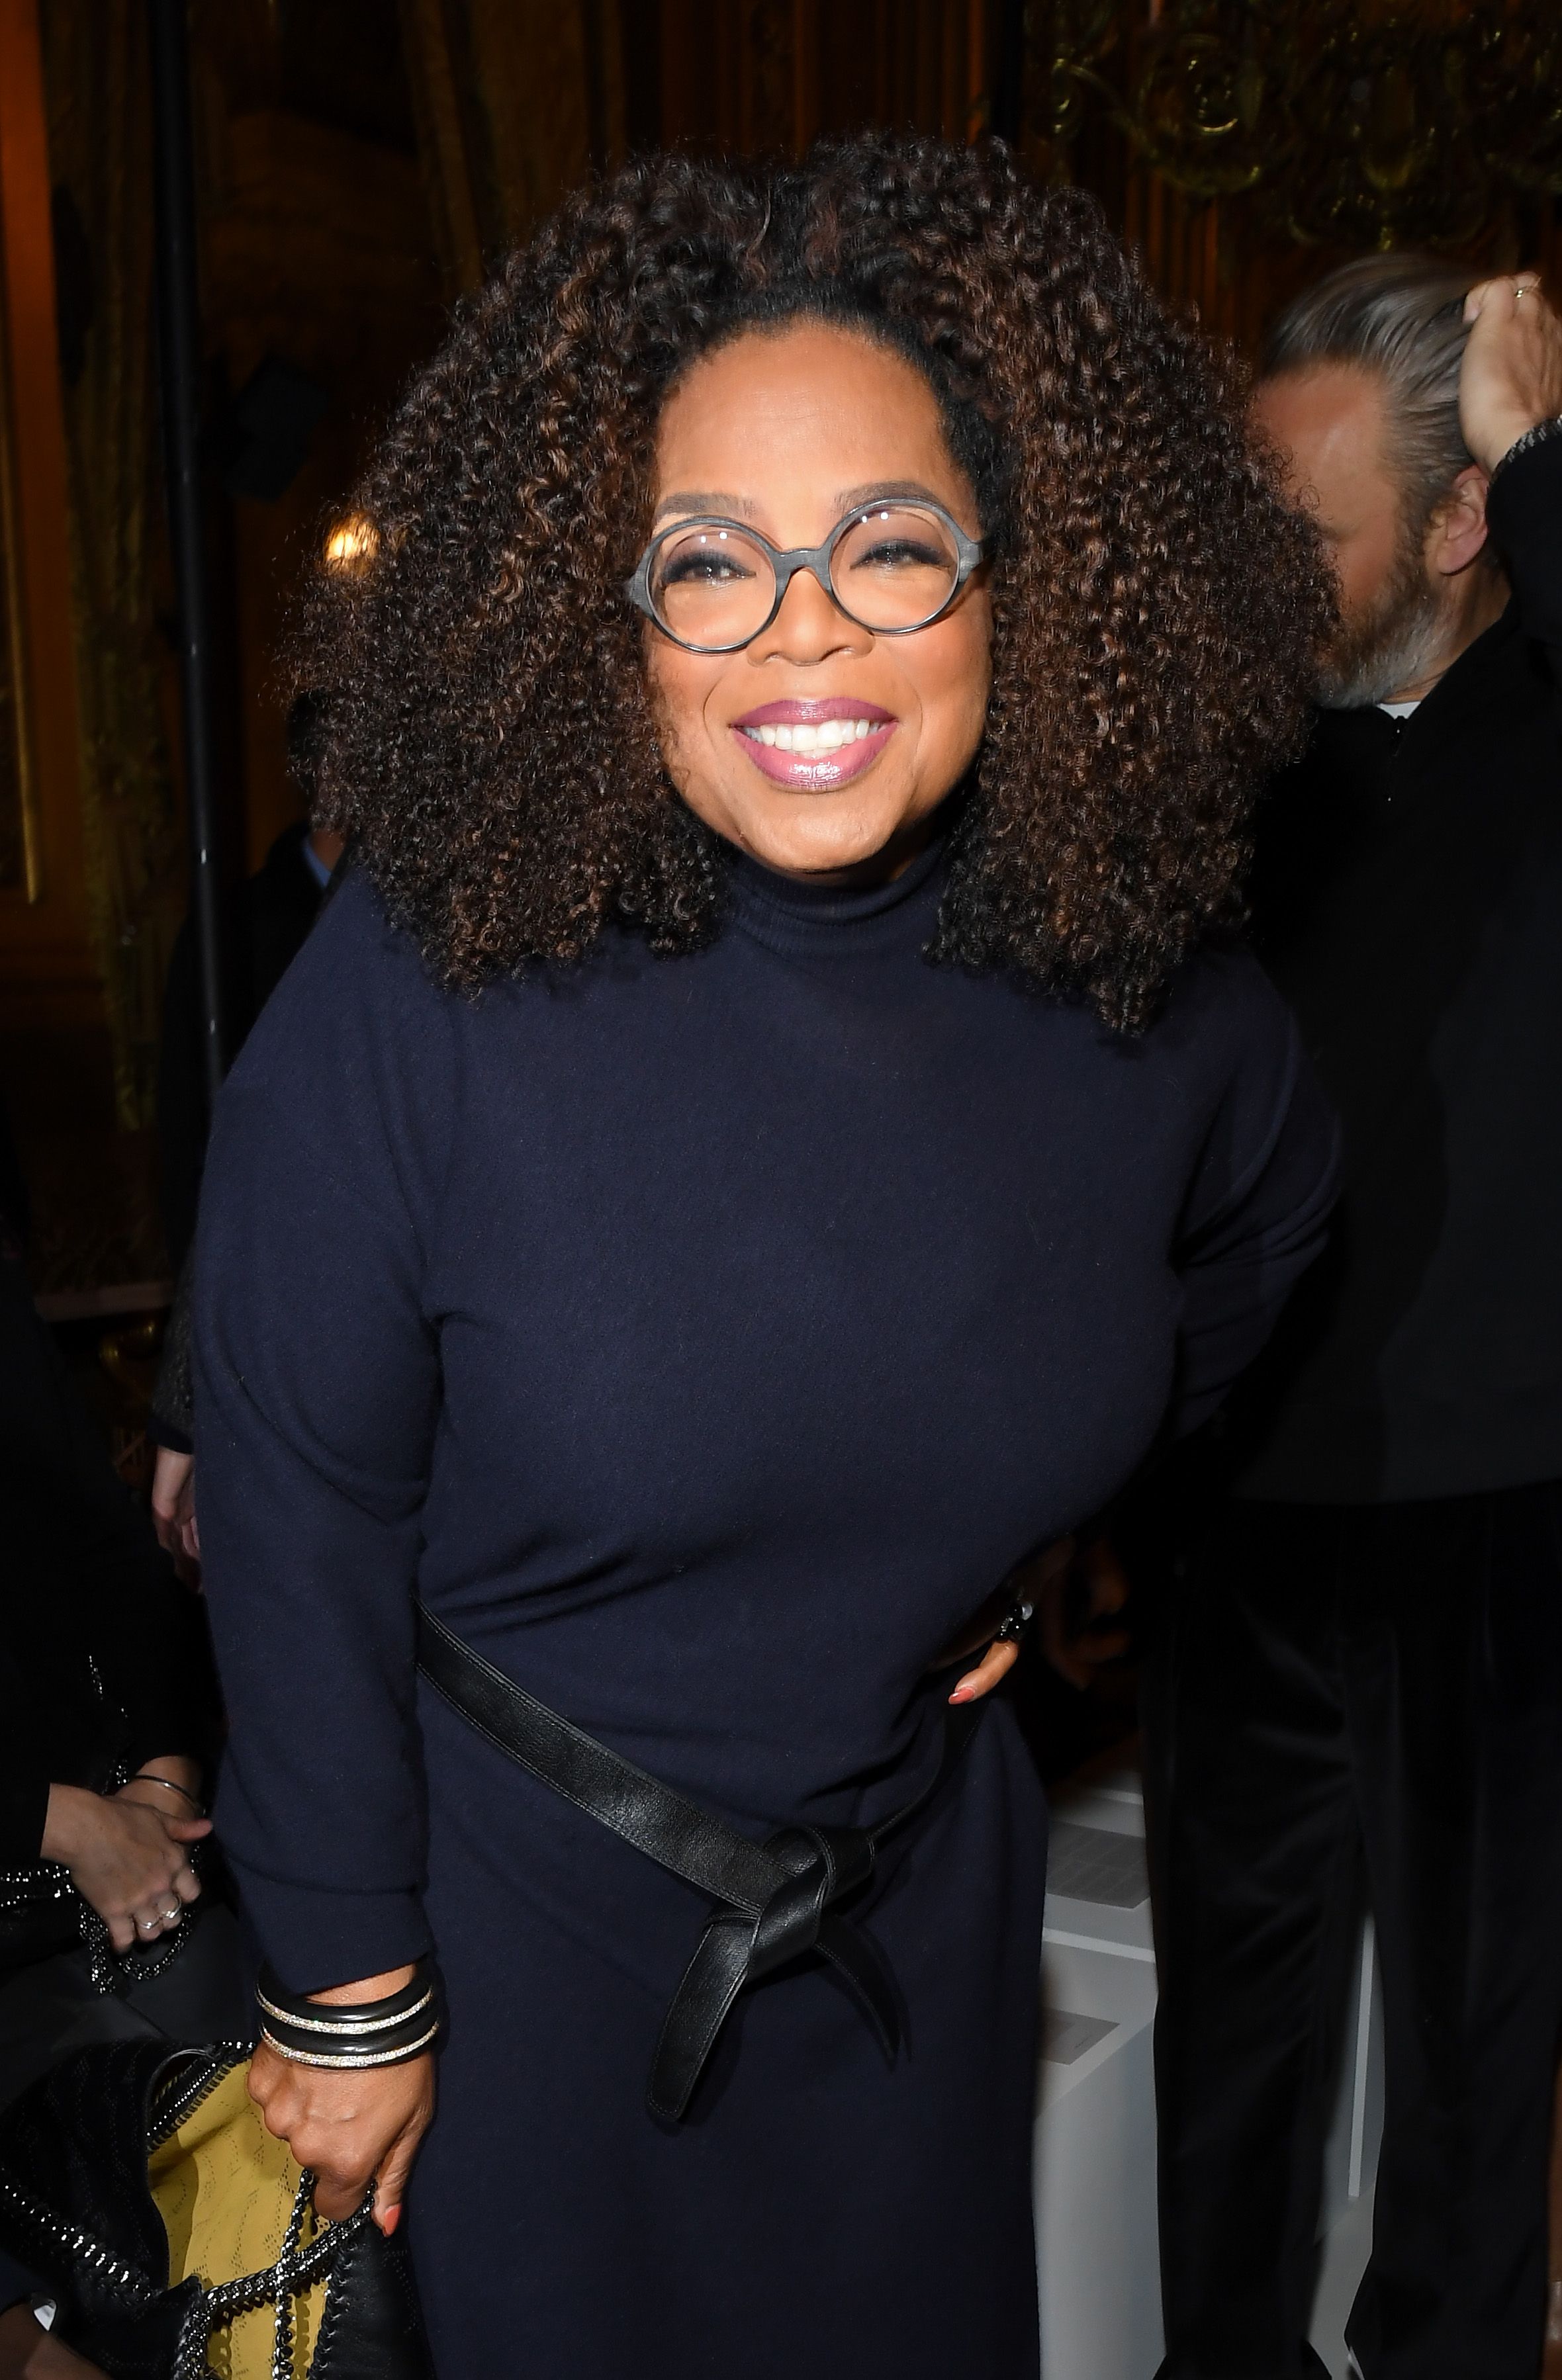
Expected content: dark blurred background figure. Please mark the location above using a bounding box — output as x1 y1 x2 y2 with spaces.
156 691 344 1274
0 1223 247 2370
1143 263 1562 2380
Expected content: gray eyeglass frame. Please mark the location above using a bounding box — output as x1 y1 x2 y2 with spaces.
624 500 985 653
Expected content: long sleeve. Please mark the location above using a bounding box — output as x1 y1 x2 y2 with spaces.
0 1248 215 1860
1487 432 1562 696
193 877 452 1993
1168 971 1340 1438
148 1256 195 1453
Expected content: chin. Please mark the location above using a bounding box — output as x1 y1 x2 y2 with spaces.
733 801 907 879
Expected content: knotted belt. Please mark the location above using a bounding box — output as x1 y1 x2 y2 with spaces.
416 1607 984 2123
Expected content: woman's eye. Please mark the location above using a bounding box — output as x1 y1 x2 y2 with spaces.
660 550 756 586
850 537 947 571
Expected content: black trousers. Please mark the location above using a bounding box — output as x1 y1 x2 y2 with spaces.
1142 1485 1562 2380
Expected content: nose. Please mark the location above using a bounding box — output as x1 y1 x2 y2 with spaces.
748 563 872 667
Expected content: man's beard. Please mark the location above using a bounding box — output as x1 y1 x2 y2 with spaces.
1316 528 1449 710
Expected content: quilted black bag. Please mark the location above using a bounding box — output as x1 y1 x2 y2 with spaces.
0 2040 433 2378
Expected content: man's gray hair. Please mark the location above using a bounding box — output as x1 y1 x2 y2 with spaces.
1262 253 1475 529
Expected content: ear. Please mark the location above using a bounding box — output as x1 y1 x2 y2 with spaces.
1426 464 1491 576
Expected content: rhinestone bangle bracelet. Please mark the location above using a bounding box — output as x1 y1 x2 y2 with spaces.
256 1957 443 2068
259 2019 441 2071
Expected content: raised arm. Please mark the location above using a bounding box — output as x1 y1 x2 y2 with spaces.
1463 276 1562 682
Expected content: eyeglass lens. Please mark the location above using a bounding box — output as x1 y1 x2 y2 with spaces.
648 506 963 647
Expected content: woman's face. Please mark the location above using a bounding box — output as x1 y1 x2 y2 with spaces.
644 322 993 881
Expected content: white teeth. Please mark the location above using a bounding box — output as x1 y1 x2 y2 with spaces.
742 719 884 752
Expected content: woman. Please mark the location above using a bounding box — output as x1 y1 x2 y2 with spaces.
196 138 1336 2377
0 1235 236 2379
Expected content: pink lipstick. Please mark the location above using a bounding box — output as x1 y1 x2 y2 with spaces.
731 697 897 791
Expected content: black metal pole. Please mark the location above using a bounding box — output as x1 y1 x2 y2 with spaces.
150 0 227 1114
990 0 1028 146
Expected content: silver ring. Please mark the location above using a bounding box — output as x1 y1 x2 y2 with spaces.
161 1903 183 1925
138 1915 160 1933
1515 283 1536 301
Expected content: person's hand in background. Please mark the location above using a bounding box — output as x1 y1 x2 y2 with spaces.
150 1446 199 1582
1460 275 1562 475
40 1768 209 1952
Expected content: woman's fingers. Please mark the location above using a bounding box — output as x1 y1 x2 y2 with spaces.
249 2045 435 2227
371 2090 437 2235
948 1636 1020 1704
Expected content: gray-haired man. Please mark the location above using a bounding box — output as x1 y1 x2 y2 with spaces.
1145 267 1562 2379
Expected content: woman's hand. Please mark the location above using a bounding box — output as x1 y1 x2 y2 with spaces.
934 1540 1077 1705
150 1446 200 1581
40 1783 209 1953
248 1967 435 2232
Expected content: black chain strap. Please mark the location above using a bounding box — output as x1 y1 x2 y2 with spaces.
167 2174 374 2380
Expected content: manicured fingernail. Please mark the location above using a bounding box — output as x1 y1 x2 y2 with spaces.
380 2205 400 2235
949 1681 976 1703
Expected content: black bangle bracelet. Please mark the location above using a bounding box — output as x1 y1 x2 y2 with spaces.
257 1956 443 2070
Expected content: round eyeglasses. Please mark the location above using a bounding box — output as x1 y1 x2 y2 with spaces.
625 500 984 654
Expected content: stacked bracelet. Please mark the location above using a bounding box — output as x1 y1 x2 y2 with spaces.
257 1958 443 2070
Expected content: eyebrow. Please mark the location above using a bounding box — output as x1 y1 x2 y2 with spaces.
651 478 952 528
651 490 760 524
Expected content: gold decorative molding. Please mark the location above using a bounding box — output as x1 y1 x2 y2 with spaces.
1024 1 1562 253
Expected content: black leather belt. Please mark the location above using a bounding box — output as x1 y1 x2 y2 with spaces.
416 1607 984 2123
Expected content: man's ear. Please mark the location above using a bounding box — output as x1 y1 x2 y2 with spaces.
1426 464 1491 576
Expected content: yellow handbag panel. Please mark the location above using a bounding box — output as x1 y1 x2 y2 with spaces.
147 2062 327 2380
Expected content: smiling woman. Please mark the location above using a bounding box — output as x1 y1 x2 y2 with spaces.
193 137 1340 2380
640 326 994 883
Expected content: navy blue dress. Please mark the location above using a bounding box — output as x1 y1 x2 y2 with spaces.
195 840 1335 2379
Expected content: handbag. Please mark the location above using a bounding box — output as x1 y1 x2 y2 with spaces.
0 2039 433 2379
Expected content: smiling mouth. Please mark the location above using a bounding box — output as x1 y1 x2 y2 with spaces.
731 701 897 789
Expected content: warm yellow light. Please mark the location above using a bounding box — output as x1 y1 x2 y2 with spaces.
323 513 378 572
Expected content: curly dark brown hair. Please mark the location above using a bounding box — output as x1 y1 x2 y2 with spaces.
300 136 1332 1030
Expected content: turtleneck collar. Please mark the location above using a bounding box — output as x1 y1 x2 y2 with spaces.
725 829 948 960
